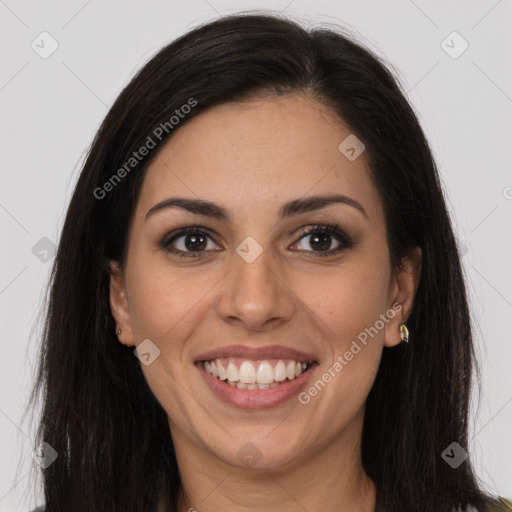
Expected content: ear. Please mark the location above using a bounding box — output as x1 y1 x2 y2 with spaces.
384 246 422 347
108 260 135 347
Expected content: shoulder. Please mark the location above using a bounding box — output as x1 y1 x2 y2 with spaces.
481 497 512 512
499 497 512 511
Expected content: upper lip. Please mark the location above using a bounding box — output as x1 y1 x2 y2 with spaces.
195 344 318 363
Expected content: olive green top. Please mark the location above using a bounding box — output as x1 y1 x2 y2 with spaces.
499 497 512 510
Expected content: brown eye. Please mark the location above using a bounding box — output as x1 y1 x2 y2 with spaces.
160 227 221 258
290 225 353 256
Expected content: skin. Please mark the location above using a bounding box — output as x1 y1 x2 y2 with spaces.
109 93 422 512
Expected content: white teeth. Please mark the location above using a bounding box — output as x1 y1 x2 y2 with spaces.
203 357 313 388
227 361 239 382
239 361 256 384
274 360 287 382
286 361 296 380
216 359 227 380
256 361 274 384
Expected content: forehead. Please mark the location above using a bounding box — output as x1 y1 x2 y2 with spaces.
134 93 383 226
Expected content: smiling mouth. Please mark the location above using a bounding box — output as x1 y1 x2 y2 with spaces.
201 358 315 390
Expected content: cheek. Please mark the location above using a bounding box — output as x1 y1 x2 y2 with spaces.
127 258 215 343
293 264 388 406
295 264 389 345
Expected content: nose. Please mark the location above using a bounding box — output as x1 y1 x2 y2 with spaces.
215 245 296 332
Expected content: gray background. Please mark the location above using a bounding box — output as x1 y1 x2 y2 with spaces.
1 0 511 510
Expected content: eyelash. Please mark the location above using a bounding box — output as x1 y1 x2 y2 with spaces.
159 224 353 259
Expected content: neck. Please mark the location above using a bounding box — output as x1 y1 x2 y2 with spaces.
164 409 377 512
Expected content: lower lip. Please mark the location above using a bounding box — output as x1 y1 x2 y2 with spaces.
196 362 318 409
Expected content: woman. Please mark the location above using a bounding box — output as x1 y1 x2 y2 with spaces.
26 12 510 512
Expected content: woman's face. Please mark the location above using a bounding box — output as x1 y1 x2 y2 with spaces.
110 93 421 471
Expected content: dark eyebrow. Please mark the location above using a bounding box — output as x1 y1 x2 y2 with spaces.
278 194 368 220
145 194 368 222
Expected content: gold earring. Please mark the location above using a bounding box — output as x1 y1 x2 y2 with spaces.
400 323 409 343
